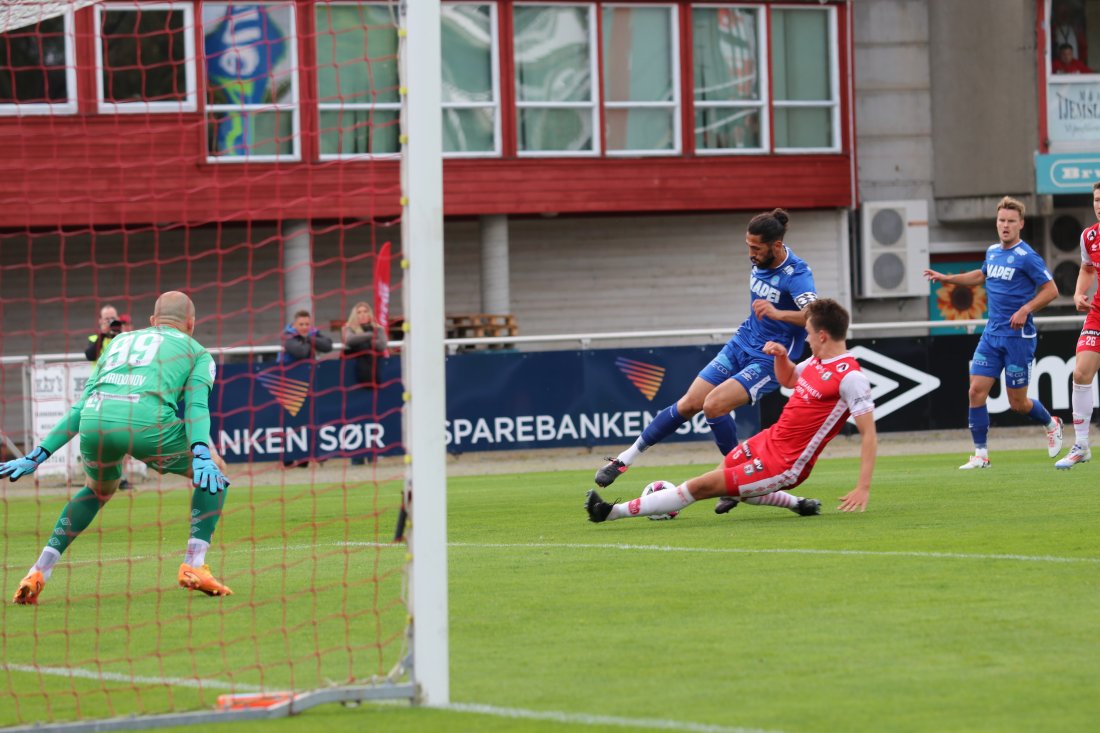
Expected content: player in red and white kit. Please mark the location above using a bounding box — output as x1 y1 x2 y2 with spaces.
586 299 877 523
1055 181 1100 469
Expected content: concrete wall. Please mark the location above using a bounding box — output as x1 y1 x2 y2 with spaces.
928 0 1038 201
854 0 934 204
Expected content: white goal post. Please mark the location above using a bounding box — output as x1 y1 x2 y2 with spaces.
400 0 451 709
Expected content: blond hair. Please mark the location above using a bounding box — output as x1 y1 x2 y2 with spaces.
344 301 374 335
996 196 1026 219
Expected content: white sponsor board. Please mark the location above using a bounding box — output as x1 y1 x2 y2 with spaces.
29 362 93 479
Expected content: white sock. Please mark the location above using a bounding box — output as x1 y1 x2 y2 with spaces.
1071 382 1093 445
617 436 649 466
974 447 989 459
608 482 695 520
743 491 799 510
184 539 210 568
33 546 62 581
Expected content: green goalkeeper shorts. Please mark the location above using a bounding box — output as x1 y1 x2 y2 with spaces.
79 417 191 483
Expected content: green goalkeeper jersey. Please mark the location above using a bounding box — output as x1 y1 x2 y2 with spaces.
41 326 216 454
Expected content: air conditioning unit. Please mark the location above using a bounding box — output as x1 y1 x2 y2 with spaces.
1044 209 1090 303
858 200 930 298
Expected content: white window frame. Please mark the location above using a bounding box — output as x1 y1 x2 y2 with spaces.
95 2 197 114
602 3 681 157
316 1 400 161
442 1 501 159
514 2 601 158
692 3 769 156
203 2 300 163
0 9 77 116
771 3 839 154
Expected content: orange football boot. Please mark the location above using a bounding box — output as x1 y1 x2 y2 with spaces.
12 570 45 605
178 563 233 597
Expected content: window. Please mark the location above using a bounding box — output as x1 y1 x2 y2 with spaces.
1046 0 1100 150
1050 0 1095 74
315 2 399 159
771 6 838 152
204 3 299 162
692 6 766 153
514 3 598 155
442 3 500 157
96 2 197 113
0 10 76 115
692 3 838 154
602 4 679 155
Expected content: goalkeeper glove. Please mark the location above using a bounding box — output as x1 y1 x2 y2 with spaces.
191 444 229 494
0 446 50 482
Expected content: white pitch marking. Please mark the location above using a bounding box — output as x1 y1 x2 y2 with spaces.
0 663 261 692
444 702 785 733
449 541 1100 565
7 540 1096 573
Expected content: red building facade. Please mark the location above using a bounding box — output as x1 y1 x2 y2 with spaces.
0 1 855 227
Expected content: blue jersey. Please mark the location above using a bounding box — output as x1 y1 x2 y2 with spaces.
981 240 1053 338
731 247 818 360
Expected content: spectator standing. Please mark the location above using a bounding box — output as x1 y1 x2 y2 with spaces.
84 306 137 489
85 304 121 363
278 310 333 365
278 310 332 467
1052 0 1087 65
342 302 388 466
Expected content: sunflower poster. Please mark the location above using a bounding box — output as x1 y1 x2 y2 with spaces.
929 260 988 335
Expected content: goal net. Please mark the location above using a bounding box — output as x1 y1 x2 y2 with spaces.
0 0 446 727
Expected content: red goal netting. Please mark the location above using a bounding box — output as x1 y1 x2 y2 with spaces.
0 1 417 726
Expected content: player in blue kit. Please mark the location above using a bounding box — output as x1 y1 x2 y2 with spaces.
595 209 820 517
924 196 1062 469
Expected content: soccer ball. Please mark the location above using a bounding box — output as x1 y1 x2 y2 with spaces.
642 480 679 521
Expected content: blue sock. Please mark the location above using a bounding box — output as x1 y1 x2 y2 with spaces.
706 414 738 455
640 404 688 446
968 406 989 448
1027 400 1052 425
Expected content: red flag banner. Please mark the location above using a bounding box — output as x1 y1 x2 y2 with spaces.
374 241 392 355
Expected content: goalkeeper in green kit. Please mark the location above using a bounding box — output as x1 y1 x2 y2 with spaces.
2 292 233 604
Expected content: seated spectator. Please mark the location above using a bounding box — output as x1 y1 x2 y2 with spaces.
278 310 333 366
1053 43 1093 74
342 302 388 466
85 304 121 362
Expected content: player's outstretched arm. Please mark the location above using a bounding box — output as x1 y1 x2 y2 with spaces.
838 411 876 512
0 446 51 481
924 268 985 286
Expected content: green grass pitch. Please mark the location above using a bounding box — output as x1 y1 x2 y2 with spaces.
2 450 1098 733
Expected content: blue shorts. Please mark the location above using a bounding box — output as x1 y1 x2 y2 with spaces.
970 332 1036 388
697 341 779 404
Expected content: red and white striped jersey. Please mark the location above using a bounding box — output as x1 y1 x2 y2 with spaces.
762 353 874 471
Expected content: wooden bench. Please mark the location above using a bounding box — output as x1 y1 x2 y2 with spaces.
446 314 518 349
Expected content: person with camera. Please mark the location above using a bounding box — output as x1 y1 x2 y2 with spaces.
84 305 128 363
84 305 138 489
